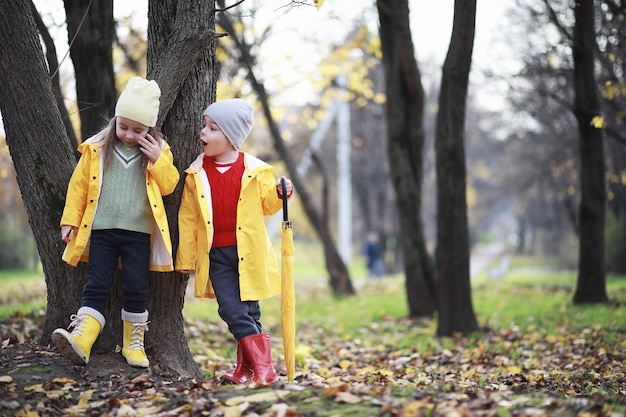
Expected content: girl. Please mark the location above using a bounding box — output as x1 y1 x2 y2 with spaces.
176 98 293 384
52 77 179 368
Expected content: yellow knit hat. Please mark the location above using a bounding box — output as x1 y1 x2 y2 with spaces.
115 77 161 127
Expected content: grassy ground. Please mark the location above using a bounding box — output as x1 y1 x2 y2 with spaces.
1 248 626 415
0 269 46 321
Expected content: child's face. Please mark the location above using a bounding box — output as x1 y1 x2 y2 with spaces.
200 115 236 160
116 117 150 147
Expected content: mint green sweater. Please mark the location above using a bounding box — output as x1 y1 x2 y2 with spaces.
92 142 152 234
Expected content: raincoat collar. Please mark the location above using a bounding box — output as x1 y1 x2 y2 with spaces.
186 152 271 175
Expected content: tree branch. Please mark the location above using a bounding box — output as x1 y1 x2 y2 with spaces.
152 31 227 125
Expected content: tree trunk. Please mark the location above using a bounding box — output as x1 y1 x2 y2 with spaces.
30 1 79 155
0 0 87 346
572 0 608 304
63 0 116 140
116 0 219 377
1 0 220 378
435 0 479 337
216 6 355 296
377 0 437 317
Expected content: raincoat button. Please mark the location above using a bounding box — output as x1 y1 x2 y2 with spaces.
201 195 204 198
92 176 96 180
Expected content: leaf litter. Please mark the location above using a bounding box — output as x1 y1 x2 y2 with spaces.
1 302 626 416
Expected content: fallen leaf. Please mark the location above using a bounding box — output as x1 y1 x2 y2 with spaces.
335 391 362 404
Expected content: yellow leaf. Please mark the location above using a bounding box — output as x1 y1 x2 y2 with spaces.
222 405 244 417
358 366 377 375
24 384 44 392
15 412 39 417
52 377 75 385
77 391 92 406
591 115 606 129
0 375 13 383
45 390 66 399
376 369 394 377
314 0 325 10
225 391 289 406
403 400 434 414
339 360 351 369
508 365 522 375
295 344 312 358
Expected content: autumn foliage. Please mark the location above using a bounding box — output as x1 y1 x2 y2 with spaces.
1 271 625 416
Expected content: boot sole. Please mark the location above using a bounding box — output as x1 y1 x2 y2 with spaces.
52 329 88 365
122 351 149 368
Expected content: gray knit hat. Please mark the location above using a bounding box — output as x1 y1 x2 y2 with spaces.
202 99 254 150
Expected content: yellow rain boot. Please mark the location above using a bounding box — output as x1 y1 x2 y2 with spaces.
52 307 105 365
121 309 150 368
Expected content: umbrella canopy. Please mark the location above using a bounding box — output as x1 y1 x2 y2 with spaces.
280 177 296 382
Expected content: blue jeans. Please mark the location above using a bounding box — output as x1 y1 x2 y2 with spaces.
82 229 150 315
209 246 262 340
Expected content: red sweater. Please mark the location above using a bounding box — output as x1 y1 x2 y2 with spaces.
203 153 245 248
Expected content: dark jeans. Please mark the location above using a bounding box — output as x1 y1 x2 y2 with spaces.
209 246 262 340
82 229 150 315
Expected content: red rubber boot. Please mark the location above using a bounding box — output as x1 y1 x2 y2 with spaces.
222 342 254 384
240 333 277 384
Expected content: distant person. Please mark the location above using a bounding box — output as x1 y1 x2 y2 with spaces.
175 98 294 384
52 77 180 368
364 231 383 280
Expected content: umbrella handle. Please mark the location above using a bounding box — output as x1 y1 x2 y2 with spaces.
281 176 288 222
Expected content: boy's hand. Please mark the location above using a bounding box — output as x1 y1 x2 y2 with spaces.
276 178 294 199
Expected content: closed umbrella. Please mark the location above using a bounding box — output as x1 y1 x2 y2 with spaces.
280 177 296 382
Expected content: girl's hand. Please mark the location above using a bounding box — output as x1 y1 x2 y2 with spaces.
177 270 194 274
139 133 161 164
276 178 294 199
61 225 77 244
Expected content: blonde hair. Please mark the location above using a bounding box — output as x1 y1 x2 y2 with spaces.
100 117 165 171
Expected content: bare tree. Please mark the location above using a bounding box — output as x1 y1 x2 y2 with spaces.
571 0 608 304
63 0 117 140
376 0 437 317
435 0 479 336
0 1 82 350
30 1 79 153
215 2 355 296
0 0 221 377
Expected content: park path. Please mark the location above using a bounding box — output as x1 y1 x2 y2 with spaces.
470 242 509 279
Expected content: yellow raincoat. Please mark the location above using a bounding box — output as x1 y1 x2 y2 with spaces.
60 133 180 272
176 152 285 300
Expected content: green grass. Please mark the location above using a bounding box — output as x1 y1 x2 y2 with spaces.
2 254 626 350
0 269 46 320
